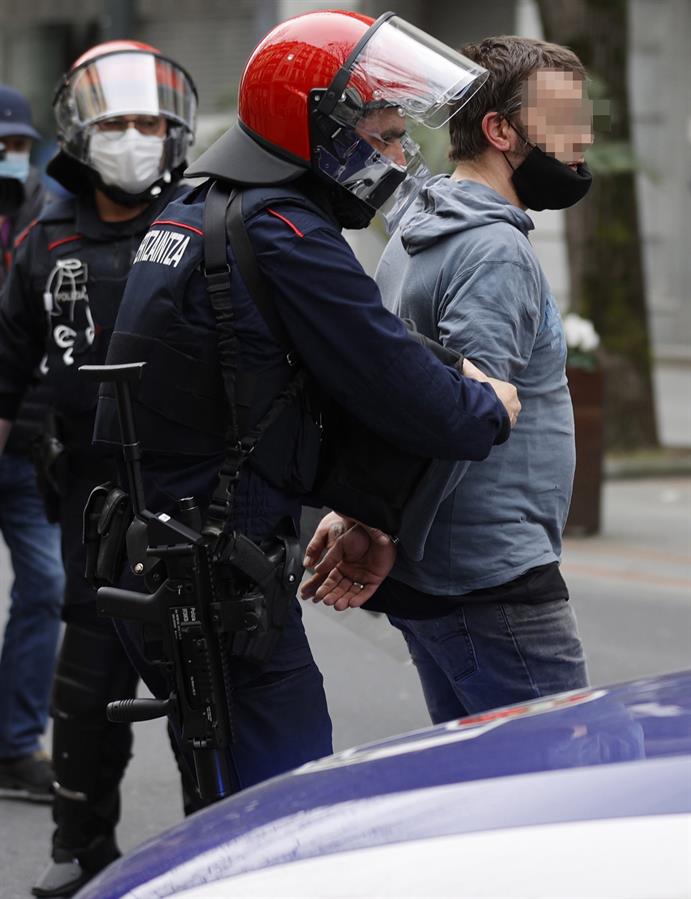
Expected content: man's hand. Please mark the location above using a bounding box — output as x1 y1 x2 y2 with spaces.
486 376 521 428
462 359 521 428
461 358 489 382
301 512 397 611
303 511 352 569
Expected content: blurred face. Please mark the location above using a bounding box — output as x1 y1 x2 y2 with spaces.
0 135 32 154
518 69 593 165
355 106 408 167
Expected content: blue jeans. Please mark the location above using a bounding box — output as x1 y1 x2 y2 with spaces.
0 453 65 757
388 598 588 723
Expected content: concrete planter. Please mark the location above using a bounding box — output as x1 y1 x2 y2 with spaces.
565 366 605 535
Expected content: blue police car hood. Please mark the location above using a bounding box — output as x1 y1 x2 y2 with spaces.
77 671 691 899
399 174 533 256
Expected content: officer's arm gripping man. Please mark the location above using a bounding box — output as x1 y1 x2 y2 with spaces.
250 204 509 460
0 226 47 449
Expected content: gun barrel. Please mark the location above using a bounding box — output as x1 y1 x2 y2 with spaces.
193 748 237 802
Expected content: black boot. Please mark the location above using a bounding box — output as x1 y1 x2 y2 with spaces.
32 832 120 898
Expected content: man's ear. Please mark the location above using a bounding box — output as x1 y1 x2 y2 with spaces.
482 111 513 153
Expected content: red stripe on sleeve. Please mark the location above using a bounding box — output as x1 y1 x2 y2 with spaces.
150 219 204 236
267 208 304 238
47 233 83 252
13 218 38 249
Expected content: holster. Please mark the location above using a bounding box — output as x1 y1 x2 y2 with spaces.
83 482 132 588
30 410 68 523
212 524 303 663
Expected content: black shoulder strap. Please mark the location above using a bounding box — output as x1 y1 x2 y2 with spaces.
202 181 244 536
201 180 306 539
203 181 240 446
202 181 232 287
225 189 294 355
204 180 299 356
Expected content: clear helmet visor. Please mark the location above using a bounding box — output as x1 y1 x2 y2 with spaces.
55 51 197 156
339 16 487 131
315 121 429 234
312 15 486 231
377 136 431 233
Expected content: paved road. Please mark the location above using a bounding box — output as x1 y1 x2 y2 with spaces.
1 478 690 898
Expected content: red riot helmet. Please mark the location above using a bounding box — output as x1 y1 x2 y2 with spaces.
187 10 487 230
52 40 197 200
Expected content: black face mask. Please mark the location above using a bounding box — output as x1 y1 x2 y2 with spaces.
505 125 592 211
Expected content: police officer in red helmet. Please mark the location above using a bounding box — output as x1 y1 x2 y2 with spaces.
91 7 520 856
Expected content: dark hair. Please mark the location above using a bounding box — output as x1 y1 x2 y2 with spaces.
449 36 586 161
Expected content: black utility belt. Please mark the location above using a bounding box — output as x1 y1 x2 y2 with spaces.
82 482 302 663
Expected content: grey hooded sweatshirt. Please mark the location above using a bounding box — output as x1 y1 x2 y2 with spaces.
376 176 575 594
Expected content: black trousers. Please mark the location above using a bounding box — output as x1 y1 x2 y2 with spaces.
51 612 137 850
51 455 138 852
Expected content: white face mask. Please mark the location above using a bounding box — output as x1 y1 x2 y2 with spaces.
0 151 30 183
89 128 165 195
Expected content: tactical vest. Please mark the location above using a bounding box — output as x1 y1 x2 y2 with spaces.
20 192 181 448
100 184 330 462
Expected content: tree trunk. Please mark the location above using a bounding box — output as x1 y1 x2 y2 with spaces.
536 0 658 449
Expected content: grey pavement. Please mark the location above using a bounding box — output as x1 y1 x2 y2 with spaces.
1 476 690 898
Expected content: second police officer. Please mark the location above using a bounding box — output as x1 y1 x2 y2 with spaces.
94 6 520 814
0 41 198 896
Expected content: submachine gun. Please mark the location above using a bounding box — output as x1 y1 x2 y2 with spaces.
79 361 301 804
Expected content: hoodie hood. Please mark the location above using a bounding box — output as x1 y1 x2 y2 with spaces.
400 175 533 256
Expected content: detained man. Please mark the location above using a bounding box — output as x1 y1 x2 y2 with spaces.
304 36 593 720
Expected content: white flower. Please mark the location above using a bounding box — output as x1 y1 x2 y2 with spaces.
563 313 600 353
